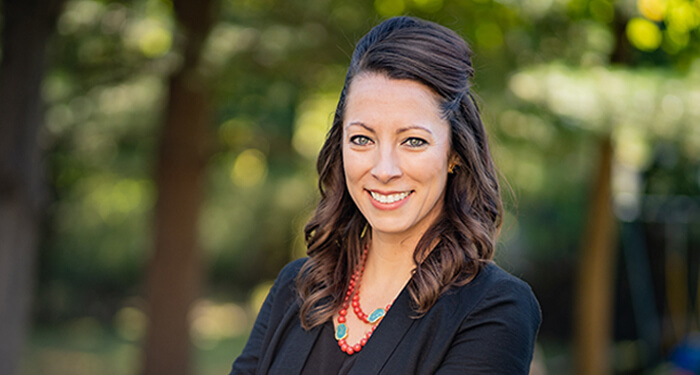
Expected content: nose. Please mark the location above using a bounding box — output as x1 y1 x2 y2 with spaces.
370 146 402 184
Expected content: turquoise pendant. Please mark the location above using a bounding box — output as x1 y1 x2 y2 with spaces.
367 308 386 324
335 323 348 340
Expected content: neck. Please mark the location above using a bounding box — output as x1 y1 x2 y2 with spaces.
361 231 419 293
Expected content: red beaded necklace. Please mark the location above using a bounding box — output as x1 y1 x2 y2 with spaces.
335 247 393 355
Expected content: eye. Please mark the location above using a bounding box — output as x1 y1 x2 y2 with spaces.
404 137 427 147
350 135 372 146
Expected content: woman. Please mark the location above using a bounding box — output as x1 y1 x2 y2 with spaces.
231 16 541 375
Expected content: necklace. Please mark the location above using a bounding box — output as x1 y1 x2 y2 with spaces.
335 246 393 355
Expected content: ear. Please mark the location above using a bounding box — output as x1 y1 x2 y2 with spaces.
448 154 460 174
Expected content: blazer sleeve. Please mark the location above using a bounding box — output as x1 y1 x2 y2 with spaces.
229 259 305 375
434 277 542 375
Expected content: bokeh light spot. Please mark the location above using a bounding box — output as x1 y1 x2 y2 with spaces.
218 118 254 148
190 300 248 349
231 149 268 188
626 17 662 51
251 281 274 314
138 25 172 57
375 0 406 16
666 1 700 33
293 94 335 159
475 22 504 50
509 72 542 102
614 125 651 169
412 0 444 13
114 306 147 341
638 0 666 21
590 0 615 24
521 0 554 18
662 27 689 54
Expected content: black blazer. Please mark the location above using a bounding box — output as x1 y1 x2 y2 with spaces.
231 258 541 375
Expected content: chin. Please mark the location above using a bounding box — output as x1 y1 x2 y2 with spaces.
366 218 413 236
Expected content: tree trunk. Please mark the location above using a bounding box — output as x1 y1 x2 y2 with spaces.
573 9 631 373
0 0 64 374
142 1 216 374
574 136 617 375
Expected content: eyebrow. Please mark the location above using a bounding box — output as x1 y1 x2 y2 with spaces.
345 122 433 135
345 122 375 133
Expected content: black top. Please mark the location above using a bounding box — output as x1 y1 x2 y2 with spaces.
230 258 541 375
300 320 358 375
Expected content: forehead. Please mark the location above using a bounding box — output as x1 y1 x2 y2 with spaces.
343 74 448 133
348 73 440 104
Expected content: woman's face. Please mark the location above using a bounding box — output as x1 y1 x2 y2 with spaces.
342 73 453 239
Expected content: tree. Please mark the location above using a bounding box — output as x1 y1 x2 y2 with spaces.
509 61 700 374
142 0 217 374
0 0 64 374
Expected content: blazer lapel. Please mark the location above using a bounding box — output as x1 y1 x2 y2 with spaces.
257 302 322 375
347 286 416 374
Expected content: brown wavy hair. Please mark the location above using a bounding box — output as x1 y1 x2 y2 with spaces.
297 16 503 330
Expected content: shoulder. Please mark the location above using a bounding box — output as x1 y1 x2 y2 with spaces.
419 263 541 374
229 258 310 375
256 258 310 323
268 257 309 299
447 262 541 325
276 257 309 284
459 262 537 299
477 262 539 302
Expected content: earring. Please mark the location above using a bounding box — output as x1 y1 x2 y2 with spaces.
360 223 368 238
448 164 456 174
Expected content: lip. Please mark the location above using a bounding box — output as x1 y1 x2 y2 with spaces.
366 189 413 211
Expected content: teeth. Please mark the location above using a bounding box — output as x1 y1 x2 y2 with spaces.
370 191 411 204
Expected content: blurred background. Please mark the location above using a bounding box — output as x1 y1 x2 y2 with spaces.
1 0 699 374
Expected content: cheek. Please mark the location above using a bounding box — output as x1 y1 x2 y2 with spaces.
342 149 366 188
405 154 449 194
404 150 449 176
342 154 370 210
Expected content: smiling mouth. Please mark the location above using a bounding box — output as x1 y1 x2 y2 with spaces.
369 191 413 204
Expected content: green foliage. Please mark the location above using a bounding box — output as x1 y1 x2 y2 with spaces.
37 0 700 325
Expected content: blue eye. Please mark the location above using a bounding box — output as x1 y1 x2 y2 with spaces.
350 135 371 146
405 138 427 147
